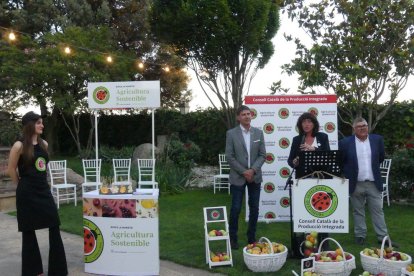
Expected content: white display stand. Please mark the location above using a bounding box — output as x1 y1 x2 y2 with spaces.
83 189 159 275
203 206 233 268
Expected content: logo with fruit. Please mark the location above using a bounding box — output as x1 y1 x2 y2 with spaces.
263 182 275 194
250 108 257 119
278 108 289 119
279 137 290 149
207 208 224 221
264 211 276 219
324 122 336 133
265 153 275 164
263 123 275 134
308 107 319 117
35 157 46 172
280 197 290 208
304 185 338 218
84 218 104 263
93 86 110 104
279 167 291 178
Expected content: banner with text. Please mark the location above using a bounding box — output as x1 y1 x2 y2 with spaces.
88 81 160 109
245 95 338 222
292 178 349 233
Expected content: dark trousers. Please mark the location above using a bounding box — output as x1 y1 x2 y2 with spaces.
229 182 261 244
22 227 68 276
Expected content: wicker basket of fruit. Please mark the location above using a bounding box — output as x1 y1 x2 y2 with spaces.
360 236 412 276
243 237 288 272
401 264 414 276
313 238 356 276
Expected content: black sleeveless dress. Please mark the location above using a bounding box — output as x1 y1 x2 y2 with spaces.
16 144 60 232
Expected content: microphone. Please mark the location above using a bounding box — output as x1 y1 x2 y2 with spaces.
300 135 306 145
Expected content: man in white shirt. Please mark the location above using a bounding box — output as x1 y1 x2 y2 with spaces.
225 105 266 249
339 118 397 247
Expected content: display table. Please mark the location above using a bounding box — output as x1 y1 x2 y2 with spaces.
83 189 159 275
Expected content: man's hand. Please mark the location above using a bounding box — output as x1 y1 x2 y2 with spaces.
243 169 255 183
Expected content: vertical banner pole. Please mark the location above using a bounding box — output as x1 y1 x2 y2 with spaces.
95 111 99 182
152 109 155 182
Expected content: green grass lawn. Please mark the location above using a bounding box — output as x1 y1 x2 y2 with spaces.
57 189 414 276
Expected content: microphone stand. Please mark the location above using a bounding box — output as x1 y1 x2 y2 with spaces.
284 167 298 258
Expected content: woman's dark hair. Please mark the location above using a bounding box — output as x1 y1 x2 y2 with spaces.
296 112 319 136
21 119 47 166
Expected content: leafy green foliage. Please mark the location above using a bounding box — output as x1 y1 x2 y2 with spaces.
155 161 192 194
163 134 201 169
151 0 280 128
389 148 414 200
0 118 20 146
99 145 135 163
283 0 414 131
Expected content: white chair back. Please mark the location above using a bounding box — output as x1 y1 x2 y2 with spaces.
113 158 131 185
49 160 68 186
219 154 230 175
83 159 102 184
138 159 156 182
380 158 392 207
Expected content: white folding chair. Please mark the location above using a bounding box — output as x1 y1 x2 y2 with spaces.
380 159 392 207
213 154 230 194
112 158 132 185
137 159 158 189
82 159 102 194
48 160 77 209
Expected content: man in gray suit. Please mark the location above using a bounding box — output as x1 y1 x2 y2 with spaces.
225 105 266 249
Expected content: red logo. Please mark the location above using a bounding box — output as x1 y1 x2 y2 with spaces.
263 123 275 134
250 108 257 119
308 107 319 117
265 153 275 164
279 137 290 149
279 167 291 178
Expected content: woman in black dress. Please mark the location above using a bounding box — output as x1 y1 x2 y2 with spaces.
287 112 331 253
8 111 68 276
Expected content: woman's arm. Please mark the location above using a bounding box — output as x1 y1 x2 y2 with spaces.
7 141 23 185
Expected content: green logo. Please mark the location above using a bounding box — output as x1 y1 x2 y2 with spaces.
278 108 289 119
93 86 110 104
280 197 290 208
35 157 46 172
304 185 338 218
279 137 290 149
308 107 319 117
324 122 336 133
263 182 275 193
250 108 257 119
84 218 104 263
263 123 274 134
279 167 291 178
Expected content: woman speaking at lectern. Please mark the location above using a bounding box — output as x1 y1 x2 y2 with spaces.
287 112 331 251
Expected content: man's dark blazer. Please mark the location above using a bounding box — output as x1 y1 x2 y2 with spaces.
287 132 330 168
339 134 385 194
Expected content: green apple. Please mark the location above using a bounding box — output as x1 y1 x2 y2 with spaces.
220 229 227 235
208 230 216 237
303 272 312 276
310 231 318 238
400 253 408 261
362 271 370 276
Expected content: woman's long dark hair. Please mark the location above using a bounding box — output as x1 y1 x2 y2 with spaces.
296 112 319 137
21 120 47 166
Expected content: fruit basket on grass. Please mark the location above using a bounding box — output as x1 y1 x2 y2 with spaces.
243 237 288 272
313 238 356 276
360 236 412 276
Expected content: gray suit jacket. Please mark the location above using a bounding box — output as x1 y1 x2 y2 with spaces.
225 125 266 186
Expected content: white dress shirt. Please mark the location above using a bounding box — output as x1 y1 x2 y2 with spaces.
240 125 251 167
355 136 374 181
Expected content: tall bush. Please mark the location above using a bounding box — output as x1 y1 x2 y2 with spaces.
389 148 414 200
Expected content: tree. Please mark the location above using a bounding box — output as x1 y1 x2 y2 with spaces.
282 0 414 131
0 0 190 154
150 0 280 128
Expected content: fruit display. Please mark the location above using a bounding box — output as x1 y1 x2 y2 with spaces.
362 247 410 261
99 184 133 195
312 248 354 262
360 272 386 276
303 272 321 276
210 251 230 262
83 198 136 218
245 241 286 255
208 229 227 237
302 231 319 257
407 264 414 272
